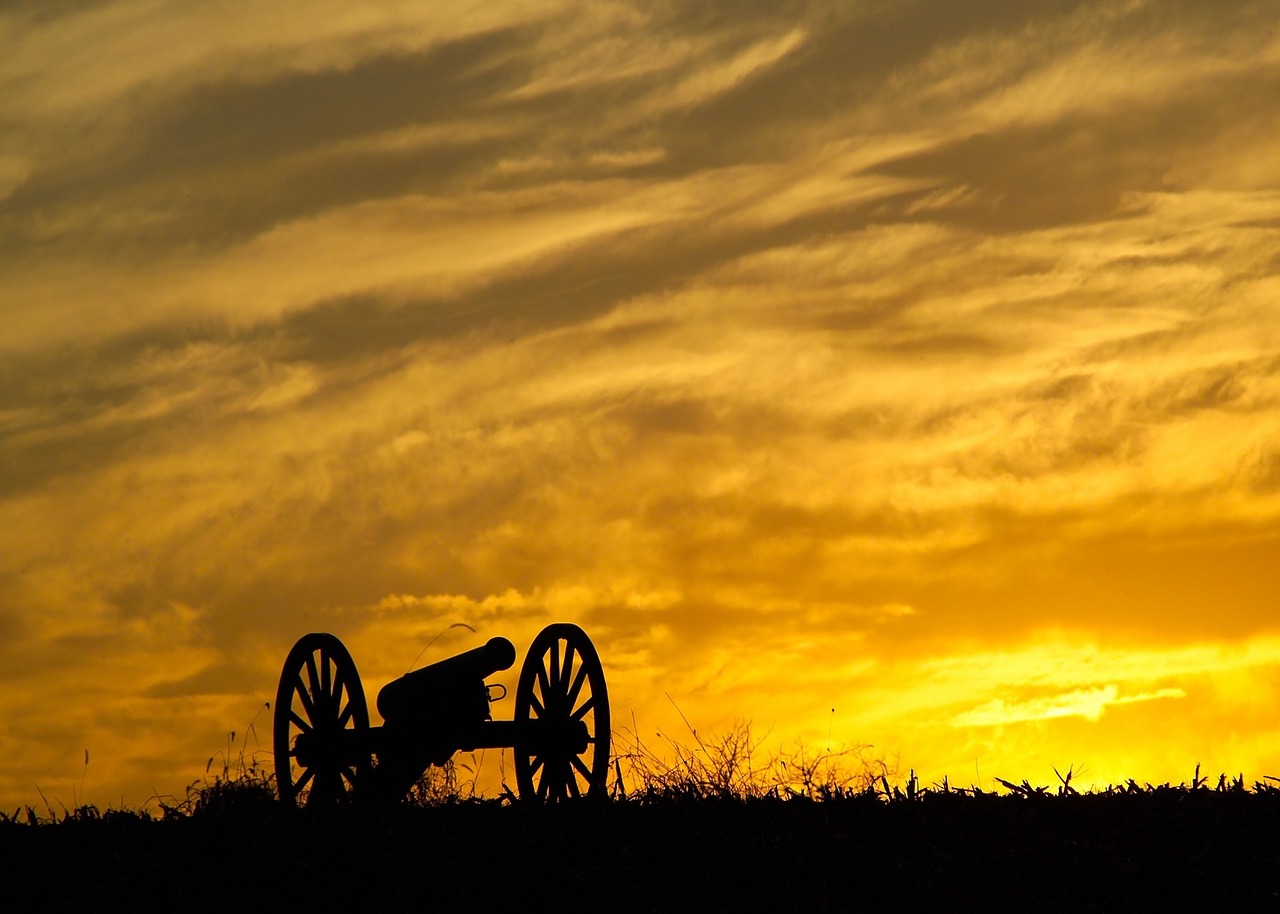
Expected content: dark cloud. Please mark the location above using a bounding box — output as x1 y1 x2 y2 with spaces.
1159 363 1252 414
649 0 1085 161
879 66 1280 230
0 324 264 496
0 0 1169 258
158 30 537 169
874 330 1008 357
1250 450 1280 493
602 392 802 440
1 25 544 254
6 0 1274 264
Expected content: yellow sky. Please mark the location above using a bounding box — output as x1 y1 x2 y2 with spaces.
2 0 1280 810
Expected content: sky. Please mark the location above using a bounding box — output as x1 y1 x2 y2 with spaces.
2 0 1280 811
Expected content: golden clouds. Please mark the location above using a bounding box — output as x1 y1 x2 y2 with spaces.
949 686 1189 728
2 0 1280 809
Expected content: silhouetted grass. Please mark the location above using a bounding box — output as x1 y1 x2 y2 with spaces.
608 717 893 802
5 728 1280 910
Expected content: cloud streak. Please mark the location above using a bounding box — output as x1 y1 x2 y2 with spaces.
950 685 1188 728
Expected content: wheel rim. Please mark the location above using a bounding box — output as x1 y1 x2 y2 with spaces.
273 632 370 808
514 623 610 800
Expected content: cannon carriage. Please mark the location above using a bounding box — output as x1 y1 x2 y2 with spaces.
272 623 610 806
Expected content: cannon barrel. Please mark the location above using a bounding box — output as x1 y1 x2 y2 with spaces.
376 636 516 722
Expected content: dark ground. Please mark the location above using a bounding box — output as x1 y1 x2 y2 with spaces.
3 790 1280 911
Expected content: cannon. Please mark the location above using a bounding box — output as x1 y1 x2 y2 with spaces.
272 623 610 806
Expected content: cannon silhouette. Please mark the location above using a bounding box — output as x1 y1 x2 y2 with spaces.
272 623 610 806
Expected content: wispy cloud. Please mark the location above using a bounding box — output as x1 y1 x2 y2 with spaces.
950 686 1187 727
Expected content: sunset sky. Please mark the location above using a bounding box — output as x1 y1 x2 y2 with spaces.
3 0 1280 811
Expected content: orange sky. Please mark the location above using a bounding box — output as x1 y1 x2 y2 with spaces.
2 0 1280 811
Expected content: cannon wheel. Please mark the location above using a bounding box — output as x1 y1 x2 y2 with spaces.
273 632 371 808
514 623 610 800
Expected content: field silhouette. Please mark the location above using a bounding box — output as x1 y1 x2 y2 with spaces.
4 749 1280 911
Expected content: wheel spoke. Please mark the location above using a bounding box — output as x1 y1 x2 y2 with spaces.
566 662 588 709
548 647 560 709
566 772 581 798
304 655 322 714
323 770 343 802
560 642 576 692
570 755 592 781
530 755 545 776
289 710 312 733
333 669 349 714
306 772 330 807
337 699 354 729
571 695 595 722
294 675 318 722
294 766 315 794
536 664 551 710
320 649 332 711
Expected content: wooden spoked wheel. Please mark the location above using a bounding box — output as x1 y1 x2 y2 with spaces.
273 632 371 808
514 623 610 800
